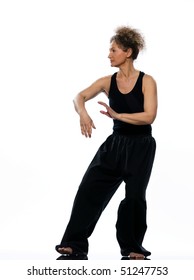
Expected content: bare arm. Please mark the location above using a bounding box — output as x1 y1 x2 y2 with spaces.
73 76 111 137
99 74 158 125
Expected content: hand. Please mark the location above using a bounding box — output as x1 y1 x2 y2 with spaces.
98 101 118 119
80 112 96 138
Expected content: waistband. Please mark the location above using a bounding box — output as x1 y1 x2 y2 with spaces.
113 131 152 138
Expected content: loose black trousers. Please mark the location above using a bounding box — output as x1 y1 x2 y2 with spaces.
56 132 156 257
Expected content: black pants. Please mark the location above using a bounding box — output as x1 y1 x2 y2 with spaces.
56 132 156 257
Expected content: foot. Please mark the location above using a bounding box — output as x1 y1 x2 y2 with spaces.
57 247 73 255
129 252 145 260
56 246 88 260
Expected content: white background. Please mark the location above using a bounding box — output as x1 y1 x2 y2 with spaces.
0 0 194 260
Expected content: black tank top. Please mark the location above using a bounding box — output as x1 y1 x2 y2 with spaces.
108 71 152 135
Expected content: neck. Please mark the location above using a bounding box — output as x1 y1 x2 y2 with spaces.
118 62 137 79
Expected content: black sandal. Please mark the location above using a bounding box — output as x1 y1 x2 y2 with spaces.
121 256 150 260
55 245 88 260
56 254 88 260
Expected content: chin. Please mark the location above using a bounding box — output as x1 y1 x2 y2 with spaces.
111 63 118 68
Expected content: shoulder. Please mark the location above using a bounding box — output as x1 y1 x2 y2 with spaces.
94 74 115 94
142 73 157 96
97 73 115 83
97 74 112 82
142 73 157 86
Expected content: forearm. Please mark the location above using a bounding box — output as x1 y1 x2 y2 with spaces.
73 94 87 115
117 112 156 125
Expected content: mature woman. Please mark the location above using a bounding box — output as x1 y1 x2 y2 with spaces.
56 26 157 260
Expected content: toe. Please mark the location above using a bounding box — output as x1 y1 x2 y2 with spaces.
58 247 73 254
129 252 145 259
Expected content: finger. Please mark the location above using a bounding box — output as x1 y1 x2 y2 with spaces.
100 110 112 118
81 125 88 137
81 124 93 138
86 125 92 138
98 101 108 108
91 122 96 129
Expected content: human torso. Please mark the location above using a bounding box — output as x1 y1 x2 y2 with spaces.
108 71 152 135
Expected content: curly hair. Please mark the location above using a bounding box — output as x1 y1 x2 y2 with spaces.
110 26 145 60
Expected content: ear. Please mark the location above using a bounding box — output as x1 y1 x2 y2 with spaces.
126 48 133 58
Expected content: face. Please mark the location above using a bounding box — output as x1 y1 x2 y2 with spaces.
108 41 131 67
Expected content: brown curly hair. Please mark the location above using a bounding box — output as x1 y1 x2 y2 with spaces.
110 26 145 60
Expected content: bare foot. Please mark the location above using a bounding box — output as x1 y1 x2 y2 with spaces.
129 252 145 259
57 247 73 255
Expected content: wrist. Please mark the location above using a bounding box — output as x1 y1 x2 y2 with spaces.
79 108 88 116
115 113 121 120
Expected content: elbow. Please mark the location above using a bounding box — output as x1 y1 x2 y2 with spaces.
73 98 76 108
146 114 156 125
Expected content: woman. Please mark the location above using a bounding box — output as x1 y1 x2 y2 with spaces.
56 26 157 260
